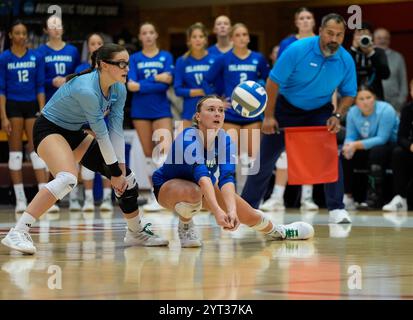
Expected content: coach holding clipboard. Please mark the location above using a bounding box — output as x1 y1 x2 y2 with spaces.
241 13 357 224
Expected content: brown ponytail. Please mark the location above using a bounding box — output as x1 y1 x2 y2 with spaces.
66 43 125 82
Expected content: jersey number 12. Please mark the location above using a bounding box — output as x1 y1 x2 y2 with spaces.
17 70 29 82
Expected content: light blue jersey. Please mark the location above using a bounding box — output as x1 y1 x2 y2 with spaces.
270 36 357 110
0 49 44 101
42 70 126 164
152 127 236 189
345 100 399 150
128 50 174 120
174 54 216 120
205 50 270 123
37 43 80 101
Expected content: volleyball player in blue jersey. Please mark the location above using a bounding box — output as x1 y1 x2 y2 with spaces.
37 15 80 102
127 22 174 212
205 23 270 167
174 23 216 129
1 43 169 255
208 15 233 56
152 95 314 247
74 33 114 213
207 15 233 96
0 21 49 214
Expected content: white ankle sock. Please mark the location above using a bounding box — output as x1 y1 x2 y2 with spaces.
103 188 112 199
271 185 285 200
301 185 313 202
84 190 94 201
126 215 141 232
70 186 79 201
15 212 36 232
13 184 26 202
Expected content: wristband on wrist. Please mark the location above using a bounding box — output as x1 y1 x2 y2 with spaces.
108 162 122 177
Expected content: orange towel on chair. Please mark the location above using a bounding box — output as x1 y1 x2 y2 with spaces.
284 126 338 185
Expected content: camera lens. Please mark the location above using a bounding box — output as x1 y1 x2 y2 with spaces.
360 35 372 48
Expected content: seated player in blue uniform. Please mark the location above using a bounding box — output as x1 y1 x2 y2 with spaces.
152 95 314 248
1 43 169 255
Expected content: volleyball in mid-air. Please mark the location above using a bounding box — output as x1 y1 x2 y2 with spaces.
231 80 268 118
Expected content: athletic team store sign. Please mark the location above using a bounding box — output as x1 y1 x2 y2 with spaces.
21 2 121 17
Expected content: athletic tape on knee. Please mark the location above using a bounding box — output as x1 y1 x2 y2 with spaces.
250 211 271 231
145 157 157 175
8 152 23 171
44 171 78 200
29 151 46 170
275 152 287 170
81 165 95 180
125 168 137 190
174 201 202 219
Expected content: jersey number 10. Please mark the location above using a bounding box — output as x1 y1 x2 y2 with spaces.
54 63 66 75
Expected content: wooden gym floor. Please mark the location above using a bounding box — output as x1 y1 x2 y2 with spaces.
0 206 412 300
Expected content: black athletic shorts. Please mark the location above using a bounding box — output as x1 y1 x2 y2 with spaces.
33 115 88 153
6 100 39 119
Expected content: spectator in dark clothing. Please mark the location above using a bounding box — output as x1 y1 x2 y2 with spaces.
349 23 390 100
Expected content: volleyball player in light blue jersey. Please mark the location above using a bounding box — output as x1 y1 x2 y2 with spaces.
152 95 314 247
1 43 169 255
37 15 80 102
73 33 113 213
127 22 174 212
205 23 270 165
207 15 233 96
0 21 49 214
174 23 216 129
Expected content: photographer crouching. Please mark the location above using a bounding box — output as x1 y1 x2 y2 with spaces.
350 22 390 100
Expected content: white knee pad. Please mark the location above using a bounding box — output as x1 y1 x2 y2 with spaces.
81 165 95 181
275 151 288 170
175 201 202 219
8 152 23 171
250 211 271 231
29 151 47 170
45 172 78 200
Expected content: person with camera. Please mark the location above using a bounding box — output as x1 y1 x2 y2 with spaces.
349 23 390 100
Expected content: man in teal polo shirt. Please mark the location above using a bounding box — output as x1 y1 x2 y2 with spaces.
242 13 357 224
